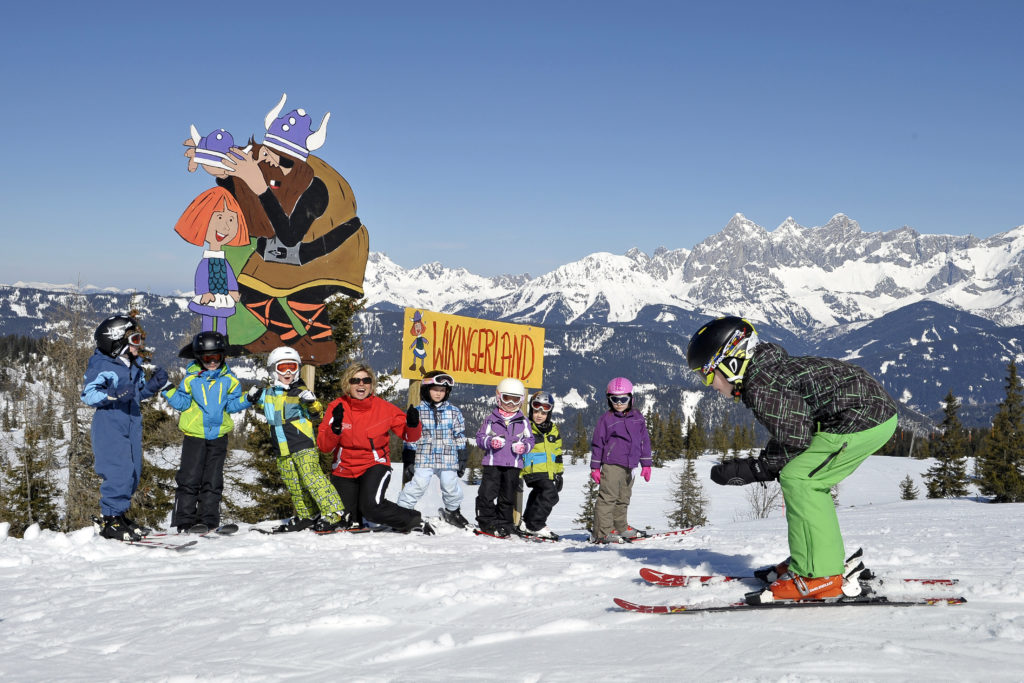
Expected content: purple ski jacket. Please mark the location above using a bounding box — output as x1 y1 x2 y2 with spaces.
476 408 535 468
590 409 652 470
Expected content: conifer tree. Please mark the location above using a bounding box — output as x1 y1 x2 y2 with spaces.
574 477 600 533
977 361 1024 502
710 416 731 456
664 410 684 461
899 474 919 500
568 412 589 465
666 456 707 529
924 390 970 498
127 402 180 530
647 409 665 466
44 286 99 531
0 425 61 535
684 410 707 460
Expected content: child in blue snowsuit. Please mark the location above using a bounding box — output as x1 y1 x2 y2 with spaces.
162 331 248 533
81 315 168 541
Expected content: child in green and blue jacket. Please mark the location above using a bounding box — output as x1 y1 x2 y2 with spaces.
162 332 247 533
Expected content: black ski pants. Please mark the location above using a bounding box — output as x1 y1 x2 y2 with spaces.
172 434 227 529
331 464 421 531
522 473 559 531
476 465 520 530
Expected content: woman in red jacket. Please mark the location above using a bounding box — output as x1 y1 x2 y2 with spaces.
317 362 433 534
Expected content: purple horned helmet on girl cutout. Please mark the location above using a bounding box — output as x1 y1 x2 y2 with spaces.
262 93 330 161
189 126 243 171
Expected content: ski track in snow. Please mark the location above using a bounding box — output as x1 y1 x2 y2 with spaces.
1 456 1023 682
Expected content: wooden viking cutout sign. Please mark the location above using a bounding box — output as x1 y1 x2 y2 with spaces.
180 94 369 366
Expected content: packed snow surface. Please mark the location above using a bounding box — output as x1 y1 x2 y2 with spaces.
1 455 1021 682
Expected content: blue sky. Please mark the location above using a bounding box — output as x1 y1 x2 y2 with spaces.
1 1 1022 293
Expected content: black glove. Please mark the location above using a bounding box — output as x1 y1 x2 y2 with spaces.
246 386 263 404
145 367 168 393
554 474 564 492
406 405 419 428
710 457 773 486
456 448 468 478
331 401 345 434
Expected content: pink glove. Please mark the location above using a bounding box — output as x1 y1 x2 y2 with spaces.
511 442 527 456
590 469 601 485
641 466 651 482
490 436 506 450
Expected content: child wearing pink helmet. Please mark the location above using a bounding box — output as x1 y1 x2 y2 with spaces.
590 377 653 543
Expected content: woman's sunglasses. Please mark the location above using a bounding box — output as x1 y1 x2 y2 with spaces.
348 376 373 385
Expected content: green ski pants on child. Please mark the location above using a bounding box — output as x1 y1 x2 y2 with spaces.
778 415 897 578
277 448 346 520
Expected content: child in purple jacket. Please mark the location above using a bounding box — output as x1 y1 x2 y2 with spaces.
590 377 653 543
475 378 535 537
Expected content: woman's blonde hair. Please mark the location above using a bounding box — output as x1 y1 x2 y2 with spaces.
341 362 377 397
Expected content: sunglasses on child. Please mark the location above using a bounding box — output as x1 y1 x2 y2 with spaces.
422 373 455 387
348 376 373 385
531 400 553 412
275 361 300 373
127 332 143 346
609 395 631 404
200 353 223 365
499 393 523 405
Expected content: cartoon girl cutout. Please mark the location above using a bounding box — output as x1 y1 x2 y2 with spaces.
408 310 429 375
174 186 251 333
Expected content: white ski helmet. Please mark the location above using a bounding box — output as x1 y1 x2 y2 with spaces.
496 377 526 401
267 346 301 371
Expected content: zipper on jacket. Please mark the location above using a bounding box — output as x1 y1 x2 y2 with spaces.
808 442 847 478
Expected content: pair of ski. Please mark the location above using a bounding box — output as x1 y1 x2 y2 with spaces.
617 549 966 614
473 528 558 543
599 527 697 544
91 516 205 551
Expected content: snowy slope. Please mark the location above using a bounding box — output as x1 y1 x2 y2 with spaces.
2 456 1021 682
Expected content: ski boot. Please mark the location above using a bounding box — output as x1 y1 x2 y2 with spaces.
440 507 470 529
99 515 142 542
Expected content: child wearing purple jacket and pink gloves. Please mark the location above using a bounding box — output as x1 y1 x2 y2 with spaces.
475 378 536 538
590 377 653 544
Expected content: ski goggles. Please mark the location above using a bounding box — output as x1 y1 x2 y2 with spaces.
422 373 454 387
499 393 523 405
531 400 553 412
697 368 716 386
127 332 143 346
275 361 300 374
608 395 631 405
348 376 373 385
200 353 224 365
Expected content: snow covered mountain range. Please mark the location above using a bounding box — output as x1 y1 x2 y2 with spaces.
3 213 1023 427
365 213 1024 331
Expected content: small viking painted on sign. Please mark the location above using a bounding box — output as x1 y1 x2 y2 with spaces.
409 310 430 375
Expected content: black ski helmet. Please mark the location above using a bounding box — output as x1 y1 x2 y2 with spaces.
94 315 141 358
420 370 454 403
686 316 759 390
192 331 228 358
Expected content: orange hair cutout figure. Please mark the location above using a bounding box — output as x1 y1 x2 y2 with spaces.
174 187 250 247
